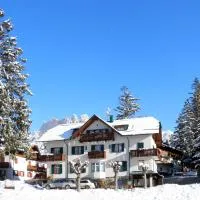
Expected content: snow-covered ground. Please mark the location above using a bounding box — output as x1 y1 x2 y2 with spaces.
0 180 200 200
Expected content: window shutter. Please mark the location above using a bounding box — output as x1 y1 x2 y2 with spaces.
112 144 115 152
81 168 86 173
81 146 84 154
123 161 127 171
122 143 124 152
59 165 62 174
51 165 55 174
91 145 95 151
60 147 63 154
101 145 104 151
51 148 54 154
72 147 75 155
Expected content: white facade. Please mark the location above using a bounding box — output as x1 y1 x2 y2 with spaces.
40 115 161 180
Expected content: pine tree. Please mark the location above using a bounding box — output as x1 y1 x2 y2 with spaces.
172 100 195 157
172 78 200 161
0 9 32 156
191 78 200 138
192 78 200 163
115 86 140 120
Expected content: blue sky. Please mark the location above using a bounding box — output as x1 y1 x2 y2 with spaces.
1 0 200 132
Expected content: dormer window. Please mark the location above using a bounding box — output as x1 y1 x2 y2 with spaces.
114 125 129 131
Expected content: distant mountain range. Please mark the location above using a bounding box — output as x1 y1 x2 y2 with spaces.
29 114 89 144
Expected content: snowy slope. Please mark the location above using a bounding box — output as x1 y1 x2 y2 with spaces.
0 181 200 200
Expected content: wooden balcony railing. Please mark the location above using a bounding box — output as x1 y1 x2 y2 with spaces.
88 151 106 159
80 131 114 142
130 149 158 157
0 162 10 168
39 154 65 162
27 165 46 172
29 154 38 161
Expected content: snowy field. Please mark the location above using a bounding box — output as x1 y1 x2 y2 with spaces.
0 180 200 200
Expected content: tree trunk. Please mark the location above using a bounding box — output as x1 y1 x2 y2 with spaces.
114 172 118 190
76 173 81 192
144 172 147 189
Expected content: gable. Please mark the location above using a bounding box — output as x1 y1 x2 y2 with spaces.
73 115 119 142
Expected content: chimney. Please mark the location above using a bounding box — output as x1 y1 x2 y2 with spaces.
109 115 114 123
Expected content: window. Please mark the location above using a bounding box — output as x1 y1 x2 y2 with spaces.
109 143 124 152
86 129 108 134
80 180 88 183
51 164 62 174
27 172 32 178
51 147 63 155
18 171 24 177
14 170 18 176
71 146 84 155
114 125 129 131
120 161 127 172
100 162 105 172
91 162 105 172
91 145 104 152
137 142 144 149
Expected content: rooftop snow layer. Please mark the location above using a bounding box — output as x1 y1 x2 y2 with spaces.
38 123 83 142
109 116 160 135
38 116 160 141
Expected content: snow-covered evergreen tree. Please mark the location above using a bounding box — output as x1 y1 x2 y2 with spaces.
172 78 200 160
192 78 200 163
115 86 140 119
0 9 31 155
172 100 195 157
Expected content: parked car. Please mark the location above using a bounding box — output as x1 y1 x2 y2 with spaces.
80 179 96 189
43 178 76 189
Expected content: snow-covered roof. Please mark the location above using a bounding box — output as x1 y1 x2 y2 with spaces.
38 116 160 142
108 116 160 135
38 123 83 142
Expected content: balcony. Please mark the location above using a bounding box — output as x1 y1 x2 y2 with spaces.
29 154 38 161
27 165 46 172
80 131 114 142
0 162 10 168
88 151 106 159
39 154 65 162
130 149 158 157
